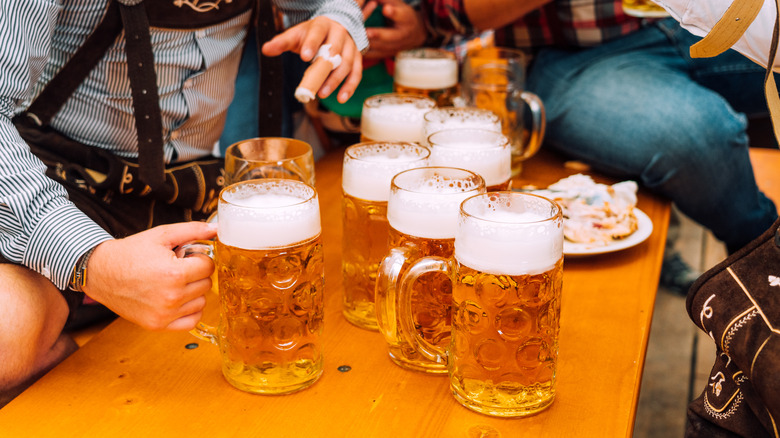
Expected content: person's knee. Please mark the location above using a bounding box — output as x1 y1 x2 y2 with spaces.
0 264 70 390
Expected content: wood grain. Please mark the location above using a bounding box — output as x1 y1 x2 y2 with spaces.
0 148 670 437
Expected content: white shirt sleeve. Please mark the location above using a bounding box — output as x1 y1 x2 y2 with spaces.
656 0 780 71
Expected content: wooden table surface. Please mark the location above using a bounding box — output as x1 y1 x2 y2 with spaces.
0 148 670 437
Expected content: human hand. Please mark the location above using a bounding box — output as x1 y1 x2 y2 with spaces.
83 222 217 331
363 0 427 59
262 16 363 104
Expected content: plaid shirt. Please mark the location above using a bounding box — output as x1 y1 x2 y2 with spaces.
422 0 644 50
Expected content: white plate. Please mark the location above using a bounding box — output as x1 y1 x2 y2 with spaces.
563 209 653 257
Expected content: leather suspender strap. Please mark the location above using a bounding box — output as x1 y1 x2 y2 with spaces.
257 0 283 137
763 0 780 143
118 0 166 189
24 1 122 127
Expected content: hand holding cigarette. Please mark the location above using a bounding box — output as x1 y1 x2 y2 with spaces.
294 44 343 103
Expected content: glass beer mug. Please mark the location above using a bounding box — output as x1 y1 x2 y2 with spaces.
341 142 430 330
360 93 436 144
376 167 485 373
394 48 459 107
225 137 315 186
422 106 502 142
182 179 325 395
462 47 546 177
396 192 563 417
427 128 512 192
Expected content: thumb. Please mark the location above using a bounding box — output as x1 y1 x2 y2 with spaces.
146 222 218 249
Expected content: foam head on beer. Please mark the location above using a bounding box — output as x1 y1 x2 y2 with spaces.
342 142 430 202
218 180 321 249
427 129 511 189
388 167 485 240
394 48 458 91
360 94 436 144
455 192 563 276
423 107 502 139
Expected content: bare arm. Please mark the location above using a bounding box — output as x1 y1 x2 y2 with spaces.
463 0 553 31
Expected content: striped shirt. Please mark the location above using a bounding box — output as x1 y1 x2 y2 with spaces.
0 0 367 290
422 0 643 50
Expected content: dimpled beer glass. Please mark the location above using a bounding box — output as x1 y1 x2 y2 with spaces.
341 142 430 330
462 47 545 177
394 48 459 107
622 0 668 17
187 179 324 395
225 137 315 186
427 128 512 192
422 106 502 142
360 93 436 144
397 192 563 417
376 167 485 373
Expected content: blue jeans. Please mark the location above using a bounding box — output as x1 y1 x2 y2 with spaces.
527 18 778 252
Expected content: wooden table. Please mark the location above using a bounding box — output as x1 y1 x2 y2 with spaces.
0 149 670 437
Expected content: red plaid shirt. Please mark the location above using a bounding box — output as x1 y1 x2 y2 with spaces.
422 0 643 50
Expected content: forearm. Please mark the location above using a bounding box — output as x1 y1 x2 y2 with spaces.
463 0 553 31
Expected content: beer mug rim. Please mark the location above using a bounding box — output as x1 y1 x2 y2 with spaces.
460 191 562 224
468 46 528 63
396 47 456 61
423 107 501 125
344 141 430 162
427 128 510 151
391 166 485 195
219 178 317 209
362 93 436 110
226 137 312 161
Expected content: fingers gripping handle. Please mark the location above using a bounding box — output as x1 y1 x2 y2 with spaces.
178 241 219 345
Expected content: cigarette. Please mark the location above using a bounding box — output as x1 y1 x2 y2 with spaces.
294 44 342 103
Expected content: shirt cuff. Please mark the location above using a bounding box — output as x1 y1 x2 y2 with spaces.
24 203 113 290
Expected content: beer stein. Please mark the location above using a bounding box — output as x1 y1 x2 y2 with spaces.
341 142 430 330
225 137 315 186
427 128 512 192
461 47 546 177
394 48 459 107
360 93 436 144
422 106 502 142
397 192 563 417
376 167 485 374
182 179 324 395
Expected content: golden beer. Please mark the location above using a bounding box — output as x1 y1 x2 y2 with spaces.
394 48 459 107
376 167 485 373
341 193 391 329
342 142 430 330
427 128 513 191
215 235 324 394
188 179 324 395
360 93 436 144
450 258 563 416
396 192 563 416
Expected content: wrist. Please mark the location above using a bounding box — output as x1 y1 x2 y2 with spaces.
68 246 96 292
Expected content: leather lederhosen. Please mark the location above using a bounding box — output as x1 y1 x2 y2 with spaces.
12 0 283 232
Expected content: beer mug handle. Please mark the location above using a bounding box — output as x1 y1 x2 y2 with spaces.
375 246 413 342
177 241 219 345
515 90 546 161
397 256 452 364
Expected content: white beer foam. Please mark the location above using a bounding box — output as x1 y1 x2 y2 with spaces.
388 172 483 239
361 102 432 143
455 197 563 275
394 58 458 89
218 183 321 249
423 108 502 138
428 131 511 187
342 144 428 201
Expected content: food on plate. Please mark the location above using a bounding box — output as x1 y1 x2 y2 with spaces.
529 174 639 245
